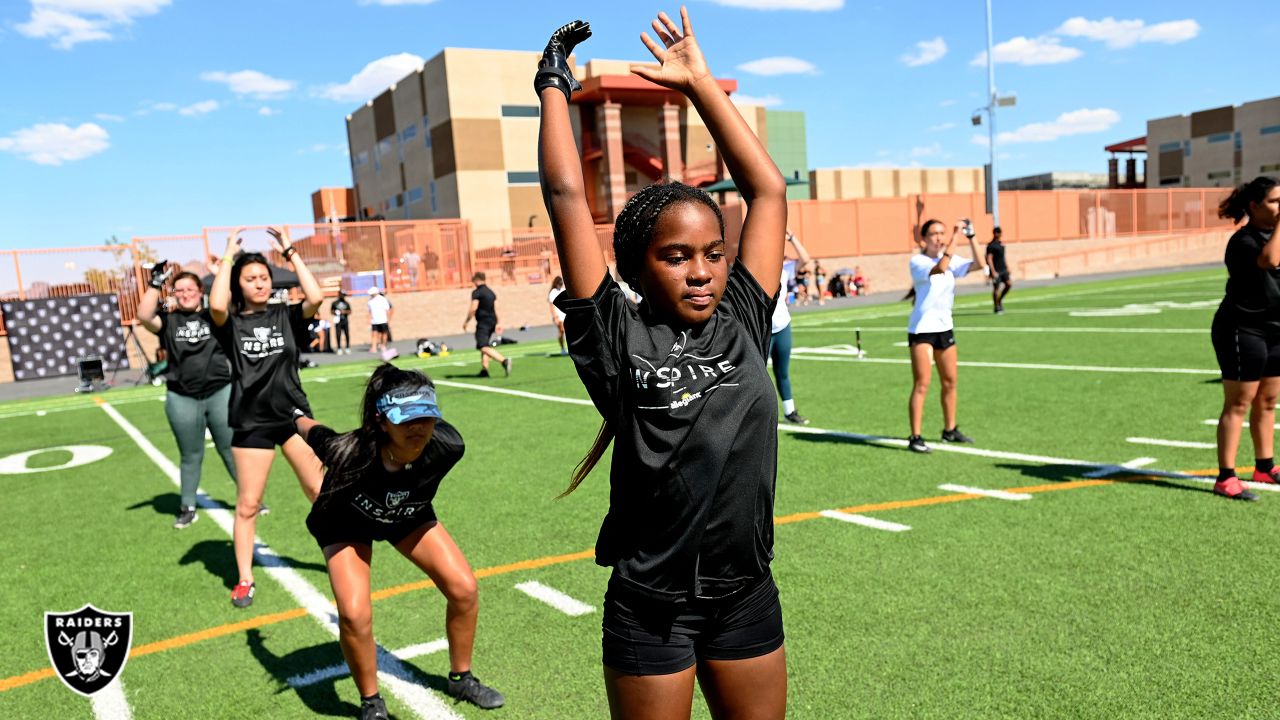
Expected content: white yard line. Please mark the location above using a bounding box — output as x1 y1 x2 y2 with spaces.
819 510 911 532
937 484 1032 501
433 380 594 407
90 680 133 720
791 351 1216 375
514 581 595 617
1084 458 1158 478
1126 437 1215 450
795 326 1207 334
286 638 450 689
98 402 462 720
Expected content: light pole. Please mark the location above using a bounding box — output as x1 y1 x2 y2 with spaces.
971 0 1015 226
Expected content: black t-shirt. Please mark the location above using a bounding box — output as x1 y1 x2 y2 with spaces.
213 303 312 429
158 309 232 398
305 420 465 539
1222 226 1280 334
986 239 1008 274
471 285 497 323
555 261 779 602
331 298 351 324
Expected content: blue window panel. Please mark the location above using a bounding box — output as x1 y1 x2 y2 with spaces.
407 187 424 204
401 124 417 141
423 115 432 148
1158 142 1181 153
429 181 437 214
501 105 540 118
1262 125 1280 136
507 171 540 184
1206 133 1230 143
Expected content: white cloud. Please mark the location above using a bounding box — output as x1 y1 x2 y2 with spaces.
910 143 943 157
316 53 425 103
736 56 818 76
938 99 958 108
973 107 1120 145
972 36 1083 66
178 100 219 116
1055 17 1199 48
876 149 891 158
928 122 955 132
201 70 295 99
258 107 280 116
707 0 842 9
0 122 109 165
732 94 783 108
900 37 947 67
16 0 170 50
94 113 124 122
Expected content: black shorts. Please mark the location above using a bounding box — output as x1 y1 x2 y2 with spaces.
1211 311 1280 382
474 321 496 349
232 422 297 449
601 572 784 676
993 271 1011 287
371 323 389 334
306 506 437 549
907 329 956 350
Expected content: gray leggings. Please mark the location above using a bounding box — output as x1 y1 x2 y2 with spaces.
165 384 237 508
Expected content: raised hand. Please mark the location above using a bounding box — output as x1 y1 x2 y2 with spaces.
148 260 173 289
266 226 292 252
535 20 591 102
225 227 245 256
631 7 710 92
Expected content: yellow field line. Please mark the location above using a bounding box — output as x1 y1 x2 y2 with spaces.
0 470 1159 694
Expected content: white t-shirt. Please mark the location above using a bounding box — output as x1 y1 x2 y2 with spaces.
771 260 795 334
548 287 567 321
907 252 973 334
368 294 391 325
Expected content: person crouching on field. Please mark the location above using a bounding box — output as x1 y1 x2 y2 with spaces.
292 364 504 717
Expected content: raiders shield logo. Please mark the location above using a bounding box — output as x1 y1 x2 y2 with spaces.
45 604 133 697
386 490 410 508
253 327 272 343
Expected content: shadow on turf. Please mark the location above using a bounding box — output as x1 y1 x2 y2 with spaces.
992 462 1213 495
179 540 327 590
126 492 234 517
247 628 452 719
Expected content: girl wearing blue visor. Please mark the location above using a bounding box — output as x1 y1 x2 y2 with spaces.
292 364 504 717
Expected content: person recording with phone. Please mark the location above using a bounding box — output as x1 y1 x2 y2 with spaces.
906 218 985 454
209 226 326 609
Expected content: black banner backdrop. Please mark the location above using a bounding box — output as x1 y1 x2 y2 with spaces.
2 295 127 381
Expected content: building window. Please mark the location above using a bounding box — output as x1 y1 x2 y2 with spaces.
377 137 393 157
423 115 431 148
355 151 369 167
1262 163 1280 174
1206 133 1230 144
1235 131 1243 150
429 181 437 213
501 105 540 118
507 171 540 185
407 186 424 204
1158 142 1181 153
1159 176 1181 186
401 124 417 142
1261 125 1280 136
1207 170 1232 180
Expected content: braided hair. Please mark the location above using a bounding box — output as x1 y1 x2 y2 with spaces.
612 181 724 290
1219 176 1279 223
560 182 724 497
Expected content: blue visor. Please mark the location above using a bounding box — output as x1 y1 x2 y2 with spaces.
376 384 442 424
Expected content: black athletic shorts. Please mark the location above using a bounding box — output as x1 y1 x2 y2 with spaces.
1211 311 1280 382
371 323 389 334
232 422 297 449
907 329 957 350
307 508 437 550
993 271 1011 287
474 321 496 350
601 572 784 676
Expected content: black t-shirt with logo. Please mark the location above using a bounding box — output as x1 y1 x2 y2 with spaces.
304 420 465 543
213 303 312 429
158 309 232 398
1221 226 1280 335
471 285 497 324
331 298 351 325
986 239 1008 274
555 261 779 602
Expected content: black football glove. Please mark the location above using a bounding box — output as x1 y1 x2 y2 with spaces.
534 20 591 102
148 260 173 289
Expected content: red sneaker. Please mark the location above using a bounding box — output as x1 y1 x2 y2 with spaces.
1250 468 1280 485
1213 476 1259 502
231 580 256 608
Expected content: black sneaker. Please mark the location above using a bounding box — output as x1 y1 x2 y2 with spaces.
907 435 931 454
941 427 975 444
360 695 389 720
447 673 505 709
502 358 513 377
784 411 809 425
258 503 270 517
477 368 490 378
173 507 198 529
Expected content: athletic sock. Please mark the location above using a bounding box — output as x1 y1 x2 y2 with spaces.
448 670 472 682
1255 458 1275 474
1218 467 1236 482
361 693 382 703
782 399 796 415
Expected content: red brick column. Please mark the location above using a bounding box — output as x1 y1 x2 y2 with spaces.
659 103 683 183
597 101 627 221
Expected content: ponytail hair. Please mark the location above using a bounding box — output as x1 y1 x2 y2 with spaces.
560 419 614 497
1219 177 1279 223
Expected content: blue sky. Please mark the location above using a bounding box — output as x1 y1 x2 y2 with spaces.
0 0 1271 249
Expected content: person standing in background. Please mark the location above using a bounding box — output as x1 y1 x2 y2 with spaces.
331 290 352 355
463 272 511 377
986 227 1012 314
367 287 392 354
